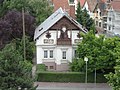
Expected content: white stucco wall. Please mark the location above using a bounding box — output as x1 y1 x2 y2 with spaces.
36 29 81 65
106 9 120 35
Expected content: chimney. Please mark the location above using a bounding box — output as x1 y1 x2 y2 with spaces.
70 5 76 19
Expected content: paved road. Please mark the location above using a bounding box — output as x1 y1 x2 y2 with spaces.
35 82 112 90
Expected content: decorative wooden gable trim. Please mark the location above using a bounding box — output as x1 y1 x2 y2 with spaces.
49 16 80 30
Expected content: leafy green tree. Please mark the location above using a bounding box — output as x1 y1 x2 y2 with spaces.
0 10 35 49
0 20 12 48
76 2 94 30
70 31 120 73
29 0 53 25
76 2 83 25
3 10 35 38
0 0 52 48
105 42 120 90
15 36 35 63
0 0 53 24
0 41 36 90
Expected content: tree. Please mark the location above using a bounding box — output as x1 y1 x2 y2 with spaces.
76 2 83 25
76 2 94 31
15 37 35 63
29 0 53 25
0 0 53 48
70 31 120 73
0 10 35 49
105 42 120 90
3 10 35 38
0 0 53 24
0 20 12 48
0 41 36 90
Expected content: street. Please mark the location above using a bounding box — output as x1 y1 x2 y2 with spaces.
35 82 112 90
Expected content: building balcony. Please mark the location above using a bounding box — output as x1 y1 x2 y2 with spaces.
57 38 71 45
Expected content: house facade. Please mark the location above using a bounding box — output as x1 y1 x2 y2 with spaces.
82 0 98 19
93 0 120 36
34 8 86 71
103 0 120 35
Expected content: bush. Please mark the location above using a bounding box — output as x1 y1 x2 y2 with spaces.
37 72 107 83
36 64 46 72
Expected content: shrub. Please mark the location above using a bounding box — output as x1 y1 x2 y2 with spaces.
37 72 107 83
36 64 46 72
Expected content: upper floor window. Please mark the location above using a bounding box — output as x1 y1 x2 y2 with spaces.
109 26 111 30
103 17 107 22
96 21 98 26
109 17 111 21
103 24 107 29
69 0 74 4
100 12 102 16
99 22 101 27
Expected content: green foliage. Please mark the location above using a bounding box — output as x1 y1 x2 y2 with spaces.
76 2 94 30
29 0 53 25
69 58 84 72
0 42 36 90
37 72 107 83
70 31 120 73
0 0 53 24
36 64 46 72
14 36 35 63
105 59 120 90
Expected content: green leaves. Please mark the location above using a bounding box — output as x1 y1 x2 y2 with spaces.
0 38 36 89
76 2 94 31
0 0 53 24
70 31 120 73
105 55 120 90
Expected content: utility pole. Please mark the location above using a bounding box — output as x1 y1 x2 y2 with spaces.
84 57 88 90
22 8 26 61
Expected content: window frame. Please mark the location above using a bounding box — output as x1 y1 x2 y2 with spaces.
49 50 53 59
44 50 48 59
62 51 67 60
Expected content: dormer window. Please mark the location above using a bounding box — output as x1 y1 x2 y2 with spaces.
69 0 74 4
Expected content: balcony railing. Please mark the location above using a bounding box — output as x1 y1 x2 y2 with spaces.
57 38 71 45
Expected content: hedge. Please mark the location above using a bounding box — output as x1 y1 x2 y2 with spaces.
37 72 107 83
36 64 46 72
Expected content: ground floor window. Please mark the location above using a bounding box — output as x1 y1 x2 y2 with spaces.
44 50 48 58
44 50 54 59
62 51 66 59
74 50 77 57
50 50 53 58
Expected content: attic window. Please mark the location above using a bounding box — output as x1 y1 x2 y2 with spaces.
69 0 74 4
69 0 74 3
39 28 43 31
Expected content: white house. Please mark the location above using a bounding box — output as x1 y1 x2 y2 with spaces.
103 0 120 36
82 0 98 19
34 8 87 71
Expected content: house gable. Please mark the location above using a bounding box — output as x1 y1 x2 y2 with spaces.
34 8 86 41
49 16 79 30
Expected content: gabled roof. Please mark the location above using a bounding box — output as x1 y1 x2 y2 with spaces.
77 0 86 7
85 0 98 12
111 0 120 11
34 7 87 40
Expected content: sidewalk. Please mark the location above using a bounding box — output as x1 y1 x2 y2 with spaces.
35 82 112 90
